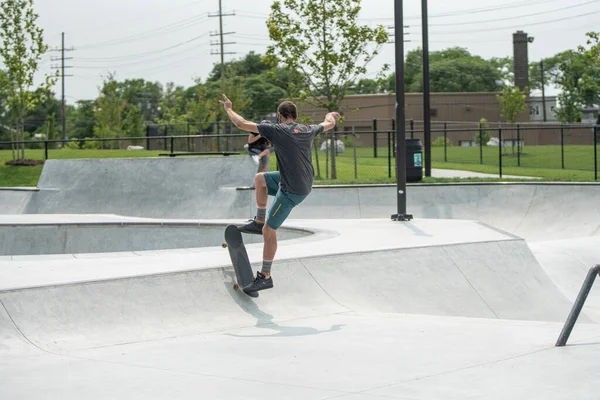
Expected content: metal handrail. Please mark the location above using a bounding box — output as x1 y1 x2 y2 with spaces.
556 264 600 347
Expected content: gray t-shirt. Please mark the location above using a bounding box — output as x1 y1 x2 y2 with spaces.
257 122 324 195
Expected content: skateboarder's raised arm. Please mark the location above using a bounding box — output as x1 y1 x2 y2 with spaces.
319 112 342 132
219 94 260 135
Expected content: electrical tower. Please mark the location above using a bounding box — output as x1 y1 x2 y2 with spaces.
50 32 74 140
209 0 236 91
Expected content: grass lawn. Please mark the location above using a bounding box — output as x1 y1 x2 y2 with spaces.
0 165 43 187
1 144 598 187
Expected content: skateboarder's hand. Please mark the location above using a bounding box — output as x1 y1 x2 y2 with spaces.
219 94 233 110
327 112 341 121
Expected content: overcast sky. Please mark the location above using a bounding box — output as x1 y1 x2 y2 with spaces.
32 0 599 103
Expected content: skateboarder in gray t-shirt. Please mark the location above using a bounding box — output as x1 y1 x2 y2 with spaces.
219 94 341 295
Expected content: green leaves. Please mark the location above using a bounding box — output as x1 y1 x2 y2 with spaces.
266 0 388 111
0 0 56 160
496 86 527 124
404 47 504 93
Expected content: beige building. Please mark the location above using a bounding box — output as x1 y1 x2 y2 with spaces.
297 92 596 147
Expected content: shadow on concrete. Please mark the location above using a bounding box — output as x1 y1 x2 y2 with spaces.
221 268 345 338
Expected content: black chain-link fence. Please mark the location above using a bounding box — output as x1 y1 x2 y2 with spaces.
1 119 598 183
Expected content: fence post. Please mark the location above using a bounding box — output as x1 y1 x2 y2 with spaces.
388 127 392 178
444 122 448 163
517 123 521 167
594 125 598 181
479 122 484 164
498 128 503 178
325 138 329 179
146 124 150 151
392 119 396 157
556 265 600 347
331 128 337 179
313 140 321 179
561 126 565 169
373 119 378 158
44 140 49 160
170 136 174 155
353 127 358 179
410 119 414 139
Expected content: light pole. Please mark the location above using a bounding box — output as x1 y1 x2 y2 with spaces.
422 0 431 178
391 0 413 222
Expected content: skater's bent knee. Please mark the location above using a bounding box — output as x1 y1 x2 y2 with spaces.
262 224 276 238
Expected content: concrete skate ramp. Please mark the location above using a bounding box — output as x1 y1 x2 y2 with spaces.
531 236 600 323
0 239 574 354
0 222 309 256
0 300 43 357
0 188 35 214
3 159 599 242
22 157 256 218
299 183 600 241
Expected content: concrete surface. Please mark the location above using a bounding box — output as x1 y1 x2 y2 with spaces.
2 313 599 400
20 157 256 218
431 168 538 179
1 158 599 399
0 215 309 256
1 158 598 242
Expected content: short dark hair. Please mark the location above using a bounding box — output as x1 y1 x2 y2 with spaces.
277 101 298 120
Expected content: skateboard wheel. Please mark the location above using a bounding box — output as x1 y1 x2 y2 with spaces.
233 283 239 290
222 242 227 248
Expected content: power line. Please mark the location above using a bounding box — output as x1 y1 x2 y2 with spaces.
68 0 212 35
71 34 211 67
358 0 564 21
74 13 210 50
426 10 600 35
429 0 599 26
236 0 564 22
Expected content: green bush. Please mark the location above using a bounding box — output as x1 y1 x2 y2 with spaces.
82 139 101 150
432 136 452 147
475 118 493 145
342 134 359 148
64 141 80 150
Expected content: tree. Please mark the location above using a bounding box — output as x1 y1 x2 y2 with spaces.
264 0 388 111
555 59 585 123
122 105 144 137
117 79 163 122
206 51 270 82
578 32 600 107
24 88 60 135
242 74 287 119
67 100 96 139
403 47 504 93
94 73 124 148
0 0 57 162
529 51 574 91
497 86 527 123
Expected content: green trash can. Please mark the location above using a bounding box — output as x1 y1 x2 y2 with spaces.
406 139 423 182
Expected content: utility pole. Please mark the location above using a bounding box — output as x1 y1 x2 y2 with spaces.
391 0 412 222
421 0 431 178
209 0 236 92
50 32 74 140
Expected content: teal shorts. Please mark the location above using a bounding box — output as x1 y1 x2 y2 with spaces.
264 172 307 230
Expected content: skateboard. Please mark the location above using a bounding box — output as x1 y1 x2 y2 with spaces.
222 224 258 298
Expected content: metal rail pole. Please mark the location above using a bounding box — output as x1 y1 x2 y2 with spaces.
556 265 600 347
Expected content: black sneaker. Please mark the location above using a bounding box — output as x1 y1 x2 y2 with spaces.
237 218 264 235
243 272 273 294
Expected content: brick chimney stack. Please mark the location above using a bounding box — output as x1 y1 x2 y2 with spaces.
513 30 532 92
